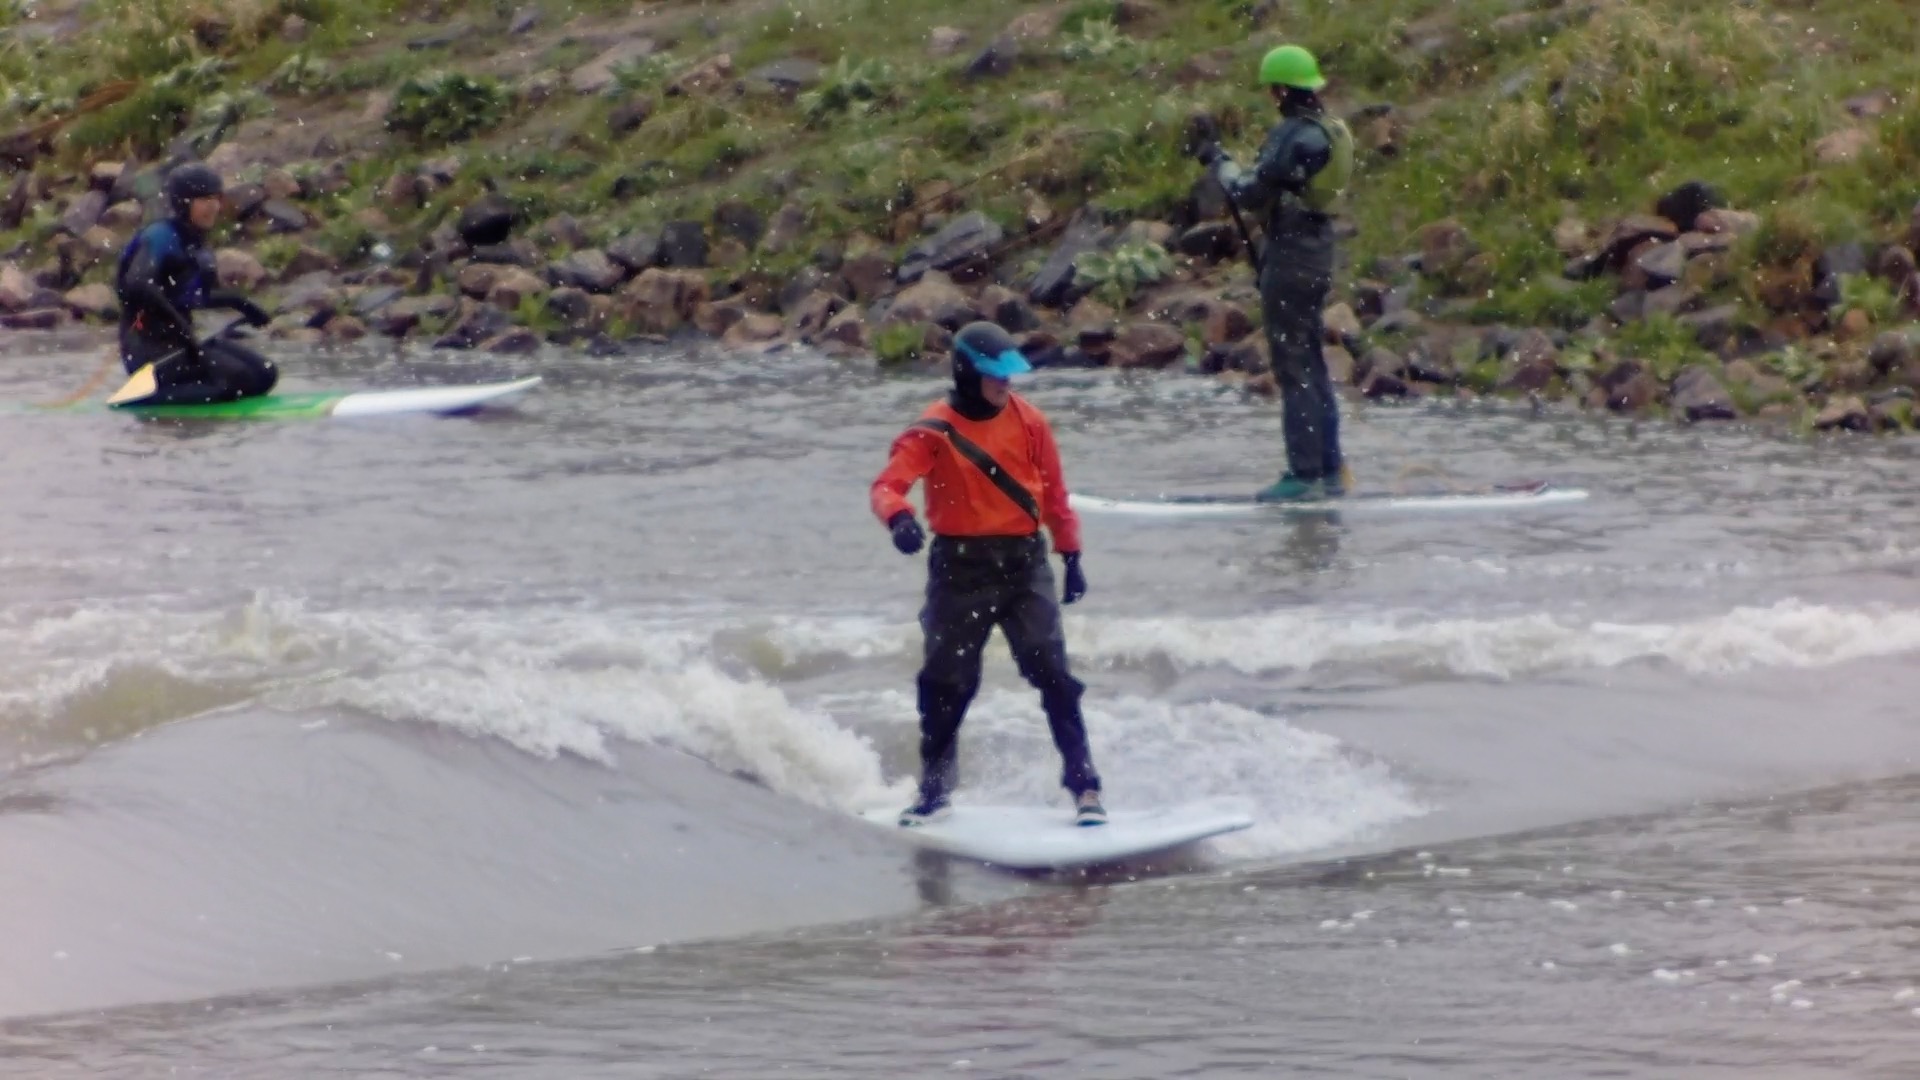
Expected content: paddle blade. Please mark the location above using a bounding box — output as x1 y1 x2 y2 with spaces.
107 363 158 406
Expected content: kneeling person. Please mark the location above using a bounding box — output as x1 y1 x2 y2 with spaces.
114 164 276 406
871 321 1106 828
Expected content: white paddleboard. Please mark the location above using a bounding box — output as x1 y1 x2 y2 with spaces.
328 376 543 417
1070 481 1588 518
859 802 1253 870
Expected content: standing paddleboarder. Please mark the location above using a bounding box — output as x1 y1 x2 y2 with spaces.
1196 44 1355 502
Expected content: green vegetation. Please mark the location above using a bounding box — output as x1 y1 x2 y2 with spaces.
1613 315 1714 383
384 71 510 146
1075 240 1173 308
871 322 928 366
0 0 1913 388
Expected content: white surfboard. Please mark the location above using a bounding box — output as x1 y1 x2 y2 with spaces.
858 802 1254 870
112 376 542 419
1070 481 1588 518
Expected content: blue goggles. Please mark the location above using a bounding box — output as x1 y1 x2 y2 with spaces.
958 340 1033 379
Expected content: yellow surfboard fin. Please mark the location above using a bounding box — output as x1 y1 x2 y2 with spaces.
107 363 158 407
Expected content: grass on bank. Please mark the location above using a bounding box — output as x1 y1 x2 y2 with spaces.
0 0 1914 343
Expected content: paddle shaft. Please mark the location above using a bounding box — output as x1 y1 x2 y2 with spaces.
1222 187 1262 275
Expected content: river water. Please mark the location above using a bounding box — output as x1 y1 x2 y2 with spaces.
1 331 1917 1077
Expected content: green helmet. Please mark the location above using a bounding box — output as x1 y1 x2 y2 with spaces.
1258 44 1325 91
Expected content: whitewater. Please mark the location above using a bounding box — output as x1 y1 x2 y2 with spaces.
1 334 1916 1076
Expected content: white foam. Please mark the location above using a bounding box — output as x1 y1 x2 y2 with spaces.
0 595 1424 857
734 599 1920 683
1071 599 1920 680
847 688 1426 859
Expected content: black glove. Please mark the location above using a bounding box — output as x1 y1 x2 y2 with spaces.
1061 551 1087 605
234 299 272 328
888 511 924 556
1195 142 1228 168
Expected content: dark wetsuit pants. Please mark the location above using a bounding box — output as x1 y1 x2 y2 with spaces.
916 534 1101 801
122 333 278 405
1260 209 1343 483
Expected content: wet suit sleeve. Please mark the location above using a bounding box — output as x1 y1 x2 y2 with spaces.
1216 119 1332 213
1029 410 1082 554
205 290 271 325
870 427 941 525
119 228 195 340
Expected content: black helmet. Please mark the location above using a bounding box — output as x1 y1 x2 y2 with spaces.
948 321 1031 419
164 163 224 219
952 322 1032 379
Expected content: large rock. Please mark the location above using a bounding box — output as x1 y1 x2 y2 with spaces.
1027 210 1107 308
978 284 1040 333
838 251 895 302
1813 127 1873 165
667 53 734 97
721 311 785 348
1671 364 1737 421
746 59 823 98
1196 302 1250 347
573 38 657 95
434 299 513 349
1109 322 1187 369
759 203 808 255
482 327 542 354
545 286 596 326
1597 214 1680 269
963 36 1018 80
619 268 710 334
457 263 501 299
62 283 117 320
1599 359 1661 412
609 96 654 136
537 214 592 251
551 249 625 294
817 306 869 353
606 230 661 273
784 289 845 341
712 199 766 250
1868 330 1915 374
1498 329 1559 390
1633 241 1687 288
216 248 268 291
1813 395 1870 431
258 199 309 234
458 193 517 247
1654 181 1724 234
1416 218 1475 279
1695 208 1761 237
884 272 976 329
658 221 709 268
59 190 106 236
927 26 968 56
1175 222 1239 262
694 296 753 337
281 245 337 280
1 307 64 330
486 266 549 310
0 263 40 311
898 210 1004 285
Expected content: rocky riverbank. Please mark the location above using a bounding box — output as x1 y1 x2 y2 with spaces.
1 0 1917 432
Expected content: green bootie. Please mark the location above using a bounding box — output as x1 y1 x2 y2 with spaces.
1254 474 1325 503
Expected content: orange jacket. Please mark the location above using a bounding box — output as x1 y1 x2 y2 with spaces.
871 394 1082 553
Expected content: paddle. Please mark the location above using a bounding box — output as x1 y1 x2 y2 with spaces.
106 316 249 407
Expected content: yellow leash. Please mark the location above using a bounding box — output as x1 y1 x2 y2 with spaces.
30 346 120 409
